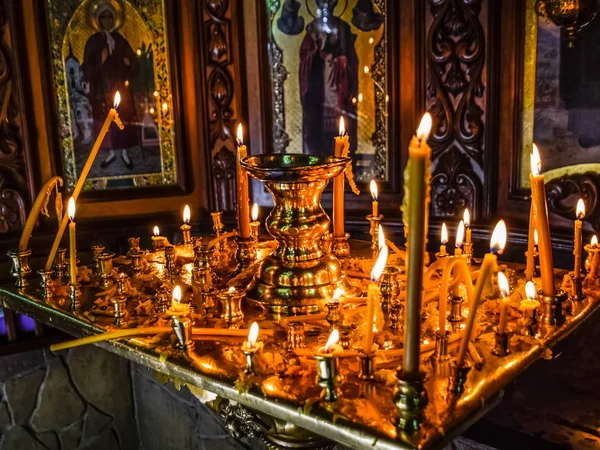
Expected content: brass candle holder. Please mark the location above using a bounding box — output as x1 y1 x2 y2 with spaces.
69 283 81 310
366 214 383 256
447 294 465 323
211 212 227 252
53 248 68 280
538 289 567 328
433 329 451 364
569 273 585 314
192 266 216 315
332 233 351 258
236 236 257 271
518 299 540 337
286 322 306 349
358 351 375 380
92 244 105 276
491 327 511 356
218 287 244 323
37 268 54 298
250 221 260 241
116 273 129 296
325 301 342 331
380 266 401 312
98 251 116 288
395 371 428 433
449 361 471 396
314 347 341 402
164 245 178 274
181 223 192 245
242 343 259 374
168 301 194 351
463 241 473 265
130 251 143 274
7 249 32 288
111 294 127 326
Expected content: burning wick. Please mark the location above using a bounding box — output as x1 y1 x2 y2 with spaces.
324 329 339 354
153 226 160 236
246 322 259 350
251 203 259 222
490 220 507 255
183 205 191 224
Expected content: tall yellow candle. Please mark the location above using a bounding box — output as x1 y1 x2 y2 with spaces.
333 118 348 238
402 113 432 378
236 124 251 239
68 198 77 285
455 220 465 256
370 180 379 217
529 145 555 296
463 209 472 244
525 204 536 281
457 220 506 366
574 199 585 278
366 244 387 353
497 271 510 333
46 93 123 271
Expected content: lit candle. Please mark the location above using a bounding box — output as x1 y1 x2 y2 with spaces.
181 205 192 245
370 180 379 217
46 92 123 271
464 209 471 244
525 205 536 281
68 198 77 285
440 223 448 256
590 235 599 277
521 281 540 311
236 124 251 239
170 285 189 313
320 329 341 355
574 199 585 278
333 118 348 238
378 223 386 251
457 220 507 366
497 271 510 333
366 243 387 354
250 203 260 240
529 145 555 296
403 113 432 378
455 220 465 256
243 322 260 351
152 226 165 251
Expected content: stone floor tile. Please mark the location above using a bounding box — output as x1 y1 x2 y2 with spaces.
0 351 45 381
0 426 47 450
4 367 45 425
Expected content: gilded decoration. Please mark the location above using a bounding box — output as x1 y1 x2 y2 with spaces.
46 0 178 192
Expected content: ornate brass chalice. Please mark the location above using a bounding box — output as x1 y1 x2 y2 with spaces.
241 154 358 315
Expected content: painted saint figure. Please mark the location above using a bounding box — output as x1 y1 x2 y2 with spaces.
82 2 140 170
299 0 358 156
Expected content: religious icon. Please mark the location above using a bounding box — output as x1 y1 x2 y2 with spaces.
267 0 387 181
47 0 178 192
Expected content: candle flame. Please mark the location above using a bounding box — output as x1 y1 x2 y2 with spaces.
371 244 388 282
248 322 259 347
172 285 182 303
525 281 536 300
534 228 538 246
183 205 191 224
324 329 339 353
378 225 385 250
531 144 541 176
370 180 378 200
463 209 470 228
228 286 236 294
576 198 585 219
441 223 448 244
339 117 345 137
332 288 343 302
592 235 598 247
236 123 243 146
416 113 432 142
490 220 507 254
251 203 259 222
113 91 121 108
153 226 160 236
497 272 510 298
456 220 465 248
67 197 76 221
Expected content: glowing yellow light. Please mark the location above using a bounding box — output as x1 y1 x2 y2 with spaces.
183 205 191 224
236 123 243 146
370 180 378 200
136 49 142 56
497 272 510 298
68 197 75 221
228 286 236 294
339 117 345 137
531 144 541 176
371 244 388 282
325 329 339 353
369 37 374 44
525 281 536 300
490 220 507 253
363 65 369 74
358 93 364 102
592 235 598 247
463 209 470 228
247 322 259 348
456 220 465 248
251 203 259 222
149 107 155 114
417 113 432 142
441 223 448 244
576 198 585 219
162 102 168 112
534 229 538 246
114 91 121 108
153 226 160 236
172 285 181 303
153 91 159 97
332 288 342 302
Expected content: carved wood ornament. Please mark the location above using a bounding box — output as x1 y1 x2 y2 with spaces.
426 0 485 219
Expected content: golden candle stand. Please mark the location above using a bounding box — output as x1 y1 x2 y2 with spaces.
4 154 600 450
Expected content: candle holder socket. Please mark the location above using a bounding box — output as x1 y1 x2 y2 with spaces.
518 301 539 337
433 330 451 364
367 214 383 256
315 351 341 402
98 252 116 288
171 311 194 351
358 351 375 380
449 361 471 396
180 224 192 245
250 222 260 241
332 233 351 258
286 322 306 349
569 273 585 313
218 289 244 323
395 371 428 433
325 302 342 331
130 251 143 274
7 249 32 288
448 295 464 323
116 273 129 296
92 245 105 275
69 283 81 310
380 266 401 312
164 245 178 274
538 289 567 327
53 248 68 280
463 242 473 265
127 237 140 255
491 328 511 356
111 295 127 326
435 251 449 261
242 345 259 374
236 237 257 271
37 268 55 298
194 242 213 269
211 211 224 234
